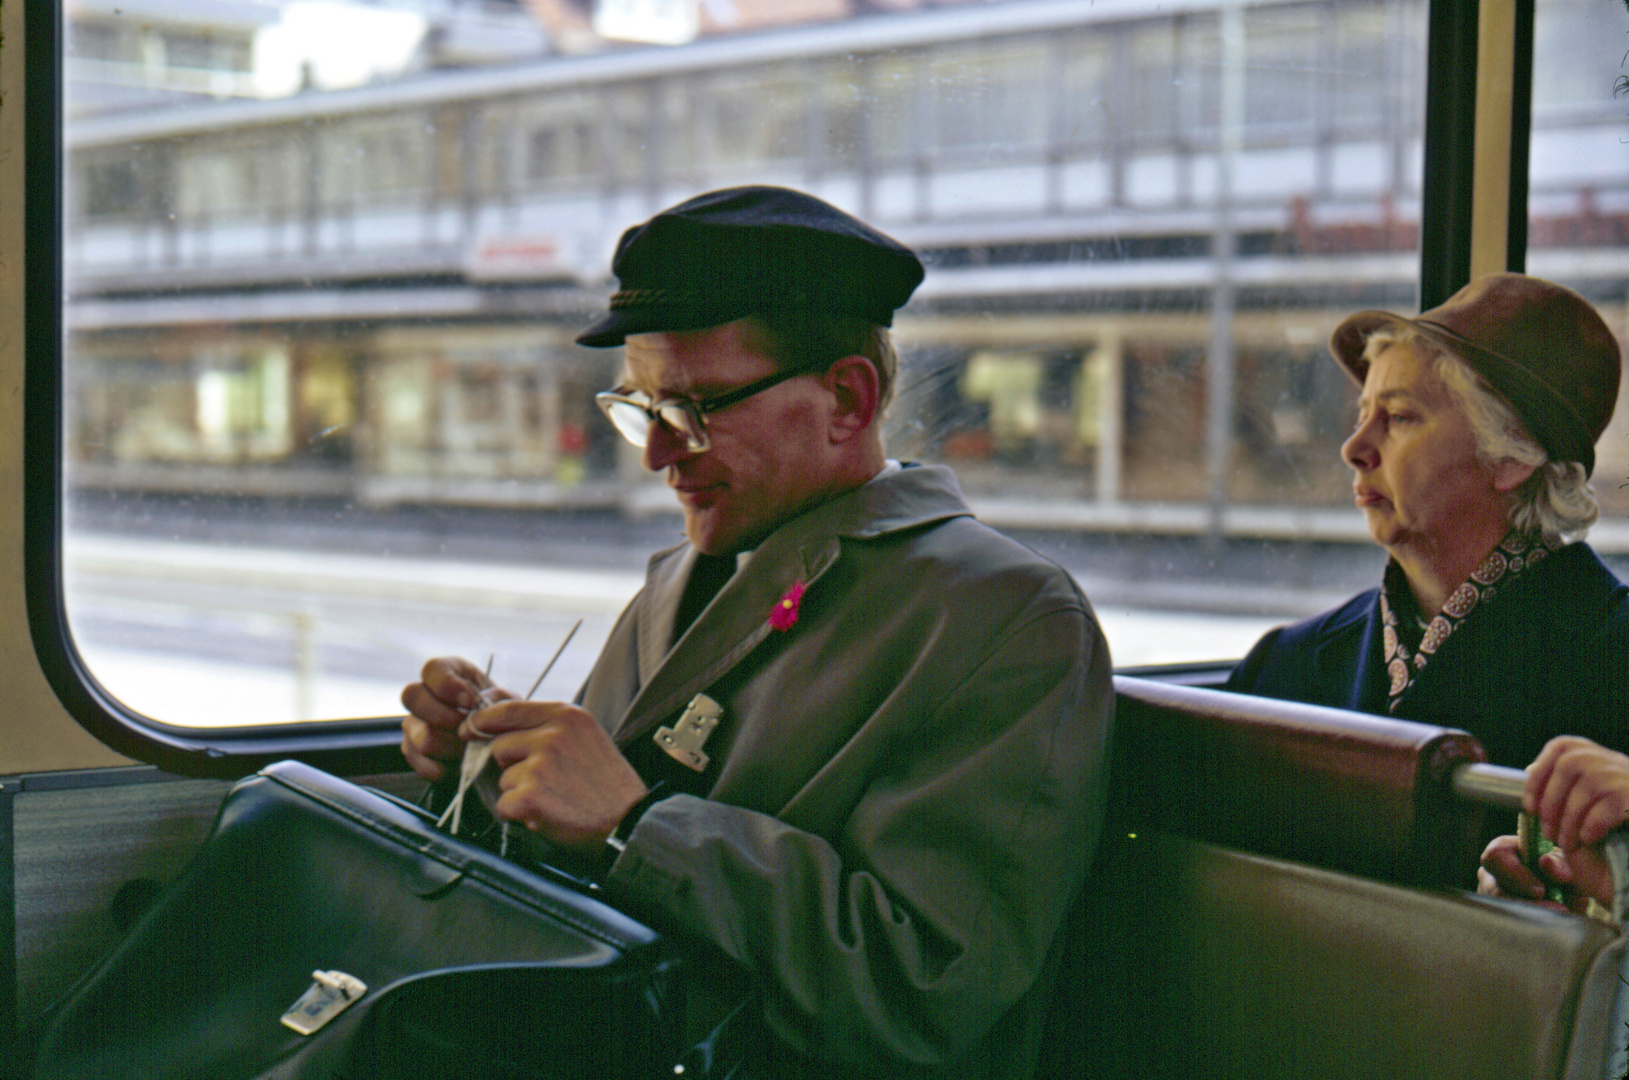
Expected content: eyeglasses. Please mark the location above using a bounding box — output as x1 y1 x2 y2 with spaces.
595 365 816 453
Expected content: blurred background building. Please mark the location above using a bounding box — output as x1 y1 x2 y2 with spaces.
54 0 1629 722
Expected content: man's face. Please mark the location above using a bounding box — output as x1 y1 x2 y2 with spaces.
620 320 838 555
1340 340 1508 565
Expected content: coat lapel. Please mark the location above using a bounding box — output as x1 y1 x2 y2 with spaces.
612 533 843 746
1311 592 1387 713
608 463 973 746
1394 560 1547 714
632 544 691 689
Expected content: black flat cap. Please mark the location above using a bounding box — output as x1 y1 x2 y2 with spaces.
576 186 924 347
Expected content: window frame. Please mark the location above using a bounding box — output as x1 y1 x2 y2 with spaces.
27 0 404 778
23 0 1530 777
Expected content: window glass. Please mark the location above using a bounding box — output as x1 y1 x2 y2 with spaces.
707 66 809 171
79 152 145 220
867 52 923 170
316 112 429 207
61 0 1429 728
813 60 868 173
1244 6 1320 133
1128 20 1181 145
518 93 600 189
923 40 1051 160
1330 4 1393 131
1057 33 1111 149
604 83 659 186
1527 0 1629 531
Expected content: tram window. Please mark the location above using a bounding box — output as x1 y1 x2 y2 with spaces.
178 137 294 220
1057 35 1110 148
1531 0 1628 113
1329 5 1392 130
1128 21 1184 143
80 156 142 221
864 53 922 171
68 21 119 65
519 96 599 188
1244 7 1320 132
708 68 808 169
54 0 1470 737
318 113 429 206
603 83 659 185
813 61 868 171
1527 0 1629 524
923 41 1050 159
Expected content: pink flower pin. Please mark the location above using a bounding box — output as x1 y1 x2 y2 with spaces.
769 580 807 631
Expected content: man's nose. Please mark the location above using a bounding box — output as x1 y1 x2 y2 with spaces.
643 417 697 471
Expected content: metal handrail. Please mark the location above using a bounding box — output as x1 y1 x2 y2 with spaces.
1451 761 1527 812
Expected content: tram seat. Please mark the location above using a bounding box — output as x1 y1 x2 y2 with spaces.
1053 831 1627 1080
1039 677 1629 1079
1107 675 1487 888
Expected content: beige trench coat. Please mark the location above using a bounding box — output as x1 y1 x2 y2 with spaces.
591 463 1114 1079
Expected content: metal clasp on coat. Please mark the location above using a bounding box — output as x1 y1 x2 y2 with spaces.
654 694 723 771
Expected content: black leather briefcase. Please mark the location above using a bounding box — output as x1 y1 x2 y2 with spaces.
29 760 685 1080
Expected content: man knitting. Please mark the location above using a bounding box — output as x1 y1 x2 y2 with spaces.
400 186 1113 1079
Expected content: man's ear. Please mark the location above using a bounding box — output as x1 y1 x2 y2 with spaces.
822 355 880 443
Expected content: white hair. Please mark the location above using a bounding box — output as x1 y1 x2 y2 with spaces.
1361 326 1598 543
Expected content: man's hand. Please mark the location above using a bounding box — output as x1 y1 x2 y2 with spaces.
465 701 649 853
400 656 508 782
1525 735 1629 851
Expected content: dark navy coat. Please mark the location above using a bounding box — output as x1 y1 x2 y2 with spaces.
1226 541 1629 769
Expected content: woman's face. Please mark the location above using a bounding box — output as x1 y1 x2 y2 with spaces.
1340 341 1522 572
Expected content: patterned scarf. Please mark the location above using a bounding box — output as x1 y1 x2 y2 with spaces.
1379 530 1559 712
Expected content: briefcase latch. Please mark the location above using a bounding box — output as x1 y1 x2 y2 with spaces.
281 969 368 1035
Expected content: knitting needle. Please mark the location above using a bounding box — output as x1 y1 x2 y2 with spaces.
523 618 582 700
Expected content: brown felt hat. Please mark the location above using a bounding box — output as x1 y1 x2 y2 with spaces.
1330 273 1623 475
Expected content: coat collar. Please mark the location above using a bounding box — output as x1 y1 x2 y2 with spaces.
1308 588 1387 713
1309 541 1605 716
614 462 972 742
1389 540 1589 708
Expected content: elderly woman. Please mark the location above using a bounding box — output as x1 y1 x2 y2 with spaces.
1227 273 1629 768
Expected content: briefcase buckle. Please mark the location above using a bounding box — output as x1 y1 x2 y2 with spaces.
281 969 368 1035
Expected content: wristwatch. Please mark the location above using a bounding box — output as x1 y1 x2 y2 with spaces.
600 782 670 877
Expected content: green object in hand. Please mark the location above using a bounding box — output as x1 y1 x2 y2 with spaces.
1519 811 1566 905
